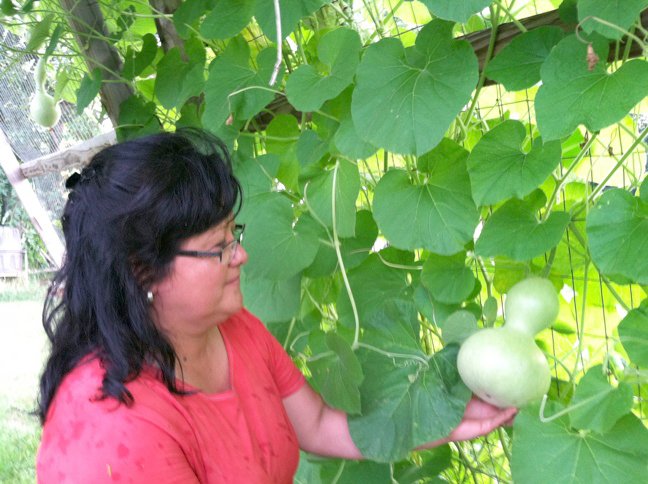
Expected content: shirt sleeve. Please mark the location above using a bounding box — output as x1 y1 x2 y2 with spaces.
242 309 306 398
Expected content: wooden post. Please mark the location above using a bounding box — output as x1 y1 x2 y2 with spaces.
0 129 65 268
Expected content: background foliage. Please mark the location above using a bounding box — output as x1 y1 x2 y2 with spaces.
3 0 648 481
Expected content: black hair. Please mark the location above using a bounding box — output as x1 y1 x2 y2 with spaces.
37 128 241 424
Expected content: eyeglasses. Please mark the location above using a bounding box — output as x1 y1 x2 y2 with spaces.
176 224 245 264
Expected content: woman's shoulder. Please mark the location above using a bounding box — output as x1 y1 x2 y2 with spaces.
38 357 203 482
45 355 192 432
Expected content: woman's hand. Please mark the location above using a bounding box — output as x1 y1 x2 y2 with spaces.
445 395 517 443
416 395 516 451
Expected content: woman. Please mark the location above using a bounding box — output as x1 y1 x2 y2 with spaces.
37 129 515 482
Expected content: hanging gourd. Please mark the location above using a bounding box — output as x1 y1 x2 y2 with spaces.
30 55 61 128
457 277 559 408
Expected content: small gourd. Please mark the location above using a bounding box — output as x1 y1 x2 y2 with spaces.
457 277 559 408
30 56 61 128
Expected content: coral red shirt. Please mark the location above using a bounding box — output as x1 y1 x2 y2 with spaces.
37 309 306 483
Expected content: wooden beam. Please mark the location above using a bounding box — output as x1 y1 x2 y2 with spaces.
20 130 117 179
0 129 65 268
251 8 648 129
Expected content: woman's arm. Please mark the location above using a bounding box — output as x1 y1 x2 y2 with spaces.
282 383 516 459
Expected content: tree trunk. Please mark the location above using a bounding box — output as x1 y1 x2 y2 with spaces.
59 0 134 127
149 0 186 57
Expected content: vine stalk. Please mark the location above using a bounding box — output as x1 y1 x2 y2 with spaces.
331 160 361 348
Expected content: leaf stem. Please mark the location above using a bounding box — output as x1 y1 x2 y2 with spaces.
540 247 556 278
581 124 648 208
376 251 422 271
543 132 598 221
282 317 297 349
497 428 512 461
492 0 527 33
361 0 384 41
568 224 631 314
538 390 606 423
356 342 429 367
365 0 406 43
462 5 500 131
331 161 361 348
570 257 589 383
269 0 283 86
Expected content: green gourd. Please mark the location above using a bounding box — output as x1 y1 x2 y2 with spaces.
457 277 559 408
30 56 61 128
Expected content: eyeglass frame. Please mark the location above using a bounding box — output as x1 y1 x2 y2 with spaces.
176 224 245 264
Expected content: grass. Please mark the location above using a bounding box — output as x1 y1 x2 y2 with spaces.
0 279 48 483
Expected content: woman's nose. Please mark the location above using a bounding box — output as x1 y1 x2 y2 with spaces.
231 243 248 266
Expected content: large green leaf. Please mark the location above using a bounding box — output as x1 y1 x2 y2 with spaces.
339 209 378 270
618 300 648 367
296 457 392 484
485 26 564 91
203 37 280 130
234 153 277 198
240 192 319 280
578 0 648 40
241 272 302 323
414 284 461 329
352 20 478 155
535 35 648 140
373 166 478 255
116 95 160 141
200 0 254 39
173 0 211 38
586 188 648 285
421 252 476 304
568 365 634 433
304 159 360 238
419 0 492 23
296 130 328 176
361 299 425 357
26 13 54 51
476 194 571 261
308 332 364 414
511 407 648 483
76 68 102 113
393 446 452 484
348 345 470 462
467 120 562 206
266 114 301 192
331 87 377 160
286 28 361 112
441 310 479 345
255 0 331 39
122 33 158 80
416 137 468 174
336 252 411 329
154 38 205 109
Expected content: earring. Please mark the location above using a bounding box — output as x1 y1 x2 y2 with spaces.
147 290 154 303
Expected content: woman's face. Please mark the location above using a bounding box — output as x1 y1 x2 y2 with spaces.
150 217 248 336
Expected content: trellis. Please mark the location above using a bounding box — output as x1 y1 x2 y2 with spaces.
0 1 646 481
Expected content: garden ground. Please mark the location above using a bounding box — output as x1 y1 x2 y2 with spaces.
0 280 48 483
